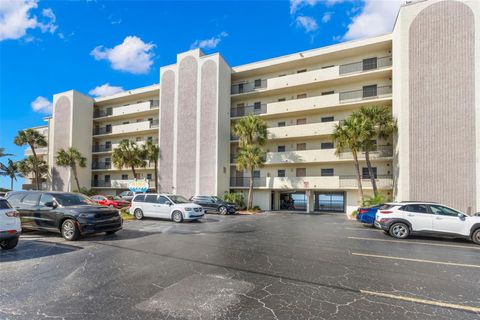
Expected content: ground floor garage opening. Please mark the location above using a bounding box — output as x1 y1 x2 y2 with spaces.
314 192 345 213
275 191 345 213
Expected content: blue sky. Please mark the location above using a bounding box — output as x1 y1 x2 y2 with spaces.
0 0 402 190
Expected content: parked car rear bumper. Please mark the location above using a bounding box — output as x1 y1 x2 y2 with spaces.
0 230 20 240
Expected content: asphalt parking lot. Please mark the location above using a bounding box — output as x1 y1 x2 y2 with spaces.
1 212 479 320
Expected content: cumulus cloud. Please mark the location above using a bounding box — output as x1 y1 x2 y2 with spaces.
89 83 124 98
190 31 228 50
0 0 58 41
321 11 332 23
290 0 345 14
296 16 318 33
343 0 403 40
31 96 52 114
91 36 155 74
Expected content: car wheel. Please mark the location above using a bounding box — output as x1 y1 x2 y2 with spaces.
218 206 228 215
472 229 480 245
389 222 410 239
172 211 183 223
106 230 117 235
134 209 144 220
62 219 80 241
0 236 19 250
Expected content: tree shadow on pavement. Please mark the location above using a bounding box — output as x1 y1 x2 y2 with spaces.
0 239 82 262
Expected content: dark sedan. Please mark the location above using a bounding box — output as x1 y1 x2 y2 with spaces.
6 191 122 241
190 195 237 215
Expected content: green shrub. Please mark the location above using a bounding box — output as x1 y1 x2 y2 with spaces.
362 192 391 207
252 205 261 211
222 192 245 209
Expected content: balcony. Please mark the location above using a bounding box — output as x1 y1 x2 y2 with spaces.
93 100 159 119
339 175 393 189
91 179 150 189
93 120 159 136
266 176 340 189
230 56 392 96
92 145 112 153
92 162 111 170
268 121 339 140
230 177 266 188
339 85 392 103
230 103 266 117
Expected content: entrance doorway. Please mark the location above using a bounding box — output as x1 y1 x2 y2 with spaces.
279 192 306 211
315 192 345 213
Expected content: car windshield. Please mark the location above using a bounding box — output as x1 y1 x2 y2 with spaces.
54 194 94 206
107 196 122 200
212 196 222 202
169 195 190 204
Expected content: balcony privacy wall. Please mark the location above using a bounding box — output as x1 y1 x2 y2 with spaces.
51 96 71 191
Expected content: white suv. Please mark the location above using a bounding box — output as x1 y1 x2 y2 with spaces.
0 198 21 250
375 202 480 244
129 194 205 223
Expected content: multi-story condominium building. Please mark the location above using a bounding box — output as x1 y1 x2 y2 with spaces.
24 0 480 214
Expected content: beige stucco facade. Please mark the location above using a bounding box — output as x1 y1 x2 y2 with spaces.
25 0 478 214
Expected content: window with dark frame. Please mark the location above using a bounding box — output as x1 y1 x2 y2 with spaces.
362 57 378 71
121 174 128 180
296 143 306 151
277 145 286 152
321 91 335 96
254 79 262 88
362 167 377 179
321 116 335 122
278 121 286 127
296 168 306 177
321 168 334 176
321 142 334 149
362 84 378 98
278 170 286 177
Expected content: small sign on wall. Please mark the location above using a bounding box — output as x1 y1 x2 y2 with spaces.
128 179 150 193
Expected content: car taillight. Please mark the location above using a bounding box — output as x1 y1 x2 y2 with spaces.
380 210 393 214
358 209 368 214
5 211 19 217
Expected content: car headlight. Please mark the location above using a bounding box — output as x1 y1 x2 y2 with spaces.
185 207 192 211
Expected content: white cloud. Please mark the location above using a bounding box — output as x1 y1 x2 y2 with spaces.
190 31 228 50
91 36 155 74
89 83 124 97
31 96 52 114
296 16 318 33
290 0 345 14
321 11 332 23
343 0 403 40
0 0 58 41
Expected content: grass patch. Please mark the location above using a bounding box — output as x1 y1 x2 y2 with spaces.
120 209 135 221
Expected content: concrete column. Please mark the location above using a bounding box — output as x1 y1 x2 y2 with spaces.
306 190 314 213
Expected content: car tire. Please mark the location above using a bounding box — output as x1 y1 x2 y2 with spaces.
134 209 144 220
172 211 183 223
106 230 117 235
218 206 228 215
472 229 480 245
389 222 410 239
0 236 19 250
62 219 80 241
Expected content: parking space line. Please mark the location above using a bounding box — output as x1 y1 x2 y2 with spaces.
344 228 381 231
352 252 480 268
360 290 480 313
348 236 480 250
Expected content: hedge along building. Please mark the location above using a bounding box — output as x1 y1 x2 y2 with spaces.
24 0 479 214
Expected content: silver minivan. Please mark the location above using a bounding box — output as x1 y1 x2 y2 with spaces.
129 194 205 223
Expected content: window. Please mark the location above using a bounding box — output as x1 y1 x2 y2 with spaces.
254 79 262 88
321 116 334 122
362 167 377 179
106 124 112 132
278 121 286 127
146 174 152 180
254 101 262 110
321 142 334 149
238 83 244 93
401 204 429 214
157 196 169 204
106 107 113 115
121 174 128 180
321 65 334 69
296 143 306 151
39 193 55 206
277 145 286 152
297 93 307 99
144 195 158 203
136 137 142 142
7 193 27 205
22 193 41 205
297 69 307 73
278 170 286 177
296 168 306 177
363 84 378 98
253 170 261 178
147 136 153 142
105 158 111 166
362 57 378 71
278 98 286 102
122 121 130 125
429 205 460 217
105 175 111 182
321 168 334 176
0 199 12 210
321 91 334 96
133 194 145 202
105 141 111 149
296 118 307 125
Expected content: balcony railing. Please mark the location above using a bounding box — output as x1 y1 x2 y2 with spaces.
339 56 392 75
93 127 112 135
92 162 111 170
230 104 266 117
92 145 112 153
150 119 159 128
93 109 113 118
339 85 392 102
230 177 266 188
338 146 393 159
231 80 267 95
151 100 160 108
339 175 393 188
91 180 112 187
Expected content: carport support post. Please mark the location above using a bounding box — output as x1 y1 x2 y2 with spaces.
306 190 314 213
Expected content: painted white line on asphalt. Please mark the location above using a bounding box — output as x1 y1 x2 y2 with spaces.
360 290 480 313
348 236 480 250
345 228 381 231
352 252 480 268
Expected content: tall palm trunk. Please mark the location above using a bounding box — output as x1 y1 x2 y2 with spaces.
352 151 364 204
131 166 137 180
248 169 254 210
364 150 378 195
10 178 14 191
29 143 40 190
72 164 81 191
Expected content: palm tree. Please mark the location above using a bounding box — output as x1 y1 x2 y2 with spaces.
354 106 397 195
0 147 13 158
0 159 20 191
13 129 47 190
232 115 268 210
235 145 265 210
17 156 48 189
112 140 145 179
56 147 87 192
141 141 160 192
332 117 365 203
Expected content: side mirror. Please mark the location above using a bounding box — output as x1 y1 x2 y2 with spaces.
45 201 57 208
458 213 466 219
165 201 172 206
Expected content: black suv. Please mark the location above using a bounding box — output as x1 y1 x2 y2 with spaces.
6 191 122 241
190 196 237 215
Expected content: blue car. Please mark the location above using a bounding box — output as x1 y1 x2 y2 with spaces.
356 205 383 225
